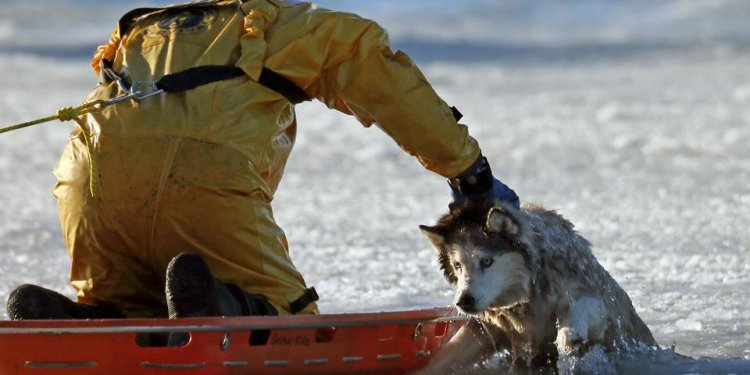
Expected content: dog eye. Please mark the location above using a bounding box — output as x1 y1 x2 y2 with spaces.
453 262 462 271
480 257 493 269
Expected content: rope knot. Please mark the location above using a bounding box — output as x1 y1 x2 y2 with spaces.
1 101 101 198
57 106 83 122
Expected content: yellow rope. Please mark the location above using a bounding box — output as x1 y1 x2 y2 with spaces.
1 100 105 198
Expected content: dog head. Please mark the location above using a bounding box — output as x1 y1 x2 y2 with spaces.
420 200 536 314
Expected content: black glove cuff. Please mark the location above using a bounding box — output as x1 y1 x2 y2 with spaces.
449 155 494 196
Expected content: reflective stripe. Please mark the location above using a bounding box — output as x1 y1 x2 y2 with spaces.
25 361 97 369
141 362 207 369
377 354 402 361
264 360 290 367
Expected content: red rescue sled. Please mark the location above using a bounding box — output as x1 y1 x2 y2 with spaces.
0 307 464 374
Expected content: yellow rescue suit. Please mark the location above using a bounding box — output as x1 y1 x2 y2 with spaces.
53 0 481 317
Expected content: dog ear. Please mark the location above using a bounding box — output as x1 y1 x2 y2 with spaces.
420 225 457 284
419 225 447 250
486 207 521 237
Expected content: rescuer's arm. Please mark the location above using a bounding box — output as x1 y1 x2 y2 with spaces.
263 4 519 206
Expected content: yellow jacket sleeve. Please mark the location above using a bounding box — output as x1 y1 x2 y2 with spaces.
263 3 481 178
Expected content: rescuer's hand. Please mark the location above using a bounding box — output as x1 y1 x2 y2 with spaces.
448 155 520 210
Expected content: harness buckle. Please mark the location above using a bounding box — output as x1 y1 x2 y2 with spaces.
130 80 162 99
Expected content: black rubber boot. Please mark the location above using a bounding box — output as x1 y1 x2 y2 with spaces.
165 252 278 318
7 284 125 320
165 252 232 319
165 252 279 346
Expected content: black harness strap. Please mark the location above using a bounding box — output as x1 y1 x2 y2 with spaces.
289 287 319 314
258 69 311 105
154 66 311 104
155 66 246 93
451 106 463 122
101 59 310 105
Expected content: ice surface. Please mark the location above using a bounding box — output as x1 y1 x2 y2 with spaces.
0 0 748 373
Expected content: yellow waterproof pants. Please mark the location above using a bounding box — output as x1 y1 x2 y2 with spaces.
54 135 316 317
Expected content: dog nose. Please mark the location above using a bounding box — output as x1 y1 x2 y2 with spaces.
456 293 476 310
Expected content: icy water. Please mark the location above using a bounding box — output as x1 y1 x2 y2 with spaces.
1 1 749 374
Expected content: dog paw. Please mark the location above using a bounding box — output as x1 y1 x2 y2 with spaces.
555 327 585 355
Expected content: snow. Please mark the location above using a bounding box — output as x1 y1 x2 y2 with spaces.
1 0 749 373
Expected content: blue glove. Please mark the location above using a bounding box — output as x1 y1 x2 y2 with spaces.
449 155 520 209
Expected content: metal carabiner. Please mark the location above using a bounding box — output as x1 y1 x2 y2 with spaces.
133 89 165 101
102 66 131 93
130 80 165 101
98 91 138 108
130 80 159 95
97 80 165 109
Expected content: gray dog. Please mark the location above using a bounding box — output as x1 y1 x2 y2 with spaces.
416 200 657 374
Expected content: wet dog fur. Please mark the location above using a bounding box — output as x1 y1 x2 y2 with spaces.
416 200 656 374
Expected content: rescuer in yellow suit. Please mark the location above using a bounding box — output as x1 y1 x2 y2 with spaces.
7 0 519 320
